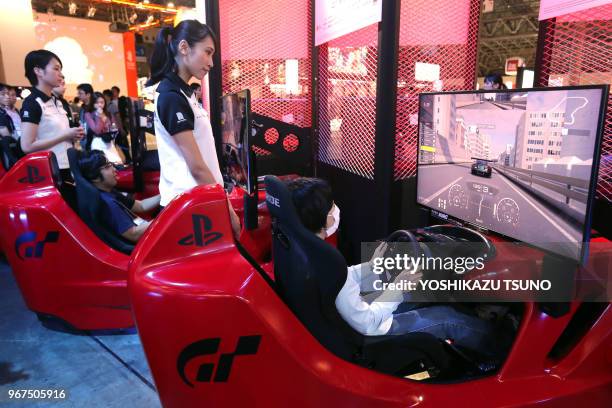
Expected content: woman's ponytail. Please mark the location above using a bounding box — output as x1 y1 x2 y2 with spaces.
146 20 217 87
147 27 175 86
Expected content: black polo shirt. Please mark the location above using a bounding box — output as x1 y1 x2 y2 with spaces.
156 72 195 136
21 87 51 125
20 87 72 169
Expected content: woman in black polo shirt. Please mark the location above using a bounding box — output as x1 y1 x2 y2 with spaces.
20 50 84 178
147 20 240 237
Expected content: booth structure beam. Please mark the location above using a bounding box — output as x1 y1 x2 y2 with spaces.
311 0 319 177
533 17 554 87
206 0 223 155
373 0 401 236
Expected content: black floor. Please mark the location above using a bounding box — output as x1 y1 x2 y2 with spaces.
0 259 160 407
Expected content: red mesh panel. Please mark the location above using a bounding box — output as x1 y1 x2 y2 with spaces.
219 0 312 130
536 4 612 200
282 134 300 152
252 146 272 155
264 128 280 145
394 0 481 180
317 24 379 179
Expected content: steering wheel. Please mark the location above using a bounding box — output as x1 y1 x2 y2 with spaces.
423 225 496 260
377 229 429 284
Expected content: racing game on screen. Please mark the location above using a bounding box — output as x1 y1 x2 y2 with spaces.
417 87 605 261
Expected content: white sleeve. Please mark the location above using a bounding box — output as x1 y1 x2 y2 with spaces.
335 263 403 336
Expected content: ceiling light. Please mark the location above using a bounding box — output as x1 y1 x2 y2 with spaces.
87 6 97 18
143 0 150 4
167 2 175 8
68 2 77 15
145 14 154 24
129 12 139 23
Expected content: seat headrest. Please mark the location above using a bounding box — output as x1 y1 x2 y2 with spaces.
264 175 302 229
48 151 62 189
67 148 83 182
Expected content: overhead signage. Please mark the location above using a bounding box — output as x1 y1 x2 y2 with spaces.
505 57 525 76
315 0 382 46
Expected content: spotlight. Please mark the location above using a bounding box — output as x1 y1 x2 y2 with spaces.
167 2 175 8
87 6 97 18
145 14 154 25
129 12 139 24
143 0 150 4
68 2 77 15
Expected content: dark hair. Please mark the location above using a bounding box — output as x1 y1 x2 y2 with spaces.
0 84 16 102
24 50 63 86
77 83 94 95
147 20 217 86
87 91 109 115
111 86 120 94
189 82 201 91
78 150 108 181
287 177 334 233
484 73 507 89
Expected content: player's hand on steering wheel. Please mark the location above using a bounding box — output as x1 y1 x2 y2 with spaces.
368 241 388 271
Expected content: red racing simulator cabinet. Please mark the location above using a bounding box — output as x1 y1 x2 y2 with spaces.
0 97 162 331
127 177 611 407
0 152 134 330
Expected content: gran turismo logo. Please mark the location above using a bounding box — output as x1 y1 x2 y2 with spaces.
178 214 222 247
14 231 59 260
177 335 261 387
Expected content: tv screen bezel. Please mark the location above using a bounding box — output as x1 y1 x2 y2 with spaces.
415 84 610 264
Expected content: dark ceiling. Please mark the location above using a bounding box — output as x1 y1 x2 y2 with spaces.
30 1 196 24
478 0 541 76
32 0 540 77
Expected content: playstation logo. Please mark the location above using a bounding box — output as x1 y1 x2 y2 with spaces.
18 166 45 184
178 214 223 247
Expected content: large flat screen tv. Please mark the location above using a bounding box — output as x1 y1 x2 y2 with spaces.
220 89 256 194
416 85 609 262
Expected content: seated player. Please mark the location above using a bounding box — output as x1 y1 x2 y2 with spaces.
286 177 511 357
78 150 160 243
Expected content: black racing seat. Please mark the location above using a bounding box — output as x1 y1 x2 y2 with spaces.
264 175 452 377
67 148 134 255
45 152 78 214
0 136 20 171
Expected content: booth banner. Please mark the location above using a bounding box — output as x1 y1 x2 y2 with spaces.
122 32 138 98
315 0 382 46
539 0 611 20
